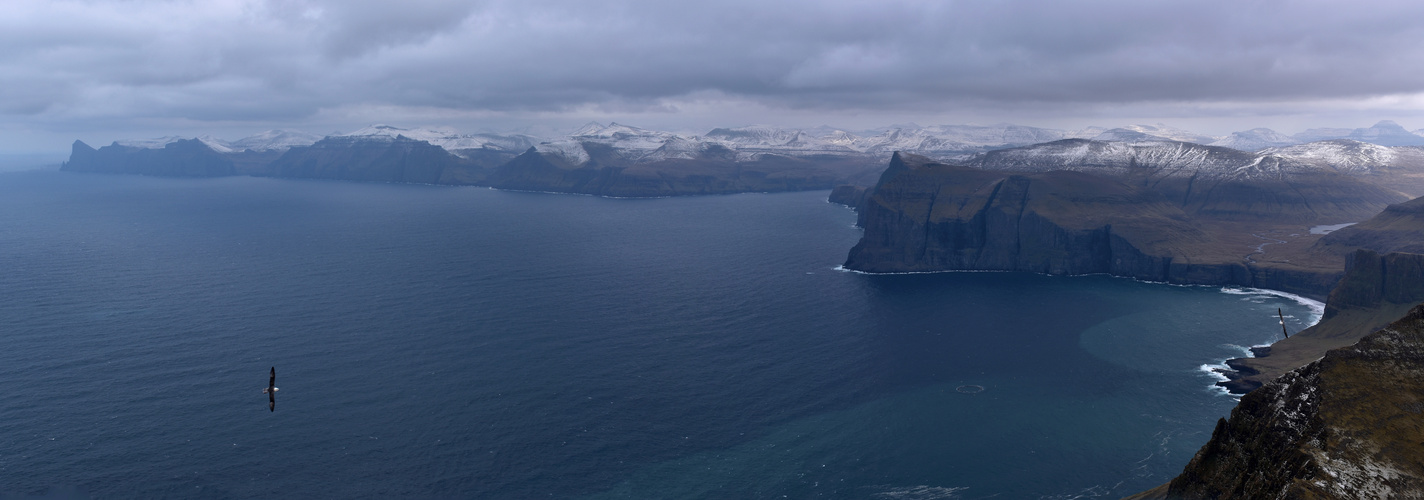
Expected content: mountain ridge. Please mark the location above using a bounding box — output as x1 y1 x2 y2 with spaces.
62 121 1424 199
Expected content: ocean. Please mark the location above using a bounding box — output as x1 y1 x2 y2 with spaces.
0 171 1319 499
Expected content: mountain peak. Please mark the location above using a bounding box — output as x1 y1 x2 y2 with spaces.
571 122 609 136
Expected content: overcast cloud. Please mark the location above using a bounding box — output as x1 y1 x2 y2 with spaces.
6 0 1424 153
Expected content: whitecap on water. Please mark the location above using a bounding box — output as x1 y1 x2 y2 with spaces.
1218 286 1324 326
872 485 969 499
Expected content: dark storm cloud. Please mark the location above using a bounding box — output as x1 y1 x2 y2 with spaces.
5 0 1424 128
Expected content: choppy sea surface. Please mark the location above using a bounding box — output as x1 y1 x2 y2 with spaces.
0 172 1319 499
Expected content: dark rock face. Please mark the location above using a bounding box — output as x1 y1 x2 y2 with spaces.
440 148 520 184
1170 171 1401 224
846 162 1186 276
270 136 463 184
843 153 1340 296
828 185 868 208
1163 304 1424 498
63 140 235 177
1323 249 1424 318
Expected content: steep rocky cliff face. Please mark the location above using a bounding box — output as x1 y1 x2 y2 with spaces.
1157 303 1424 498
1215 250 1424 394
270 136 466 184
827 185 868 208
1325 249 1424 316
843 153 1344 297
64 139 236 177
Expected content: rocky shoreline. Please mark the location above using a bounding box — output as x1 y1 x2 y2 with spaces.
1135 302 1424 498
1214 357 1267 394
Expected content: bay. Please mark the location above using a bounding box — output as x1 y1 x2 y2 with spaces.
0 171 1318 498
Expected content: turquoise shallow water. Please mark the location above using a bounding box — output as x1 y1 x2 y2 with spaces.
0 171 1318 498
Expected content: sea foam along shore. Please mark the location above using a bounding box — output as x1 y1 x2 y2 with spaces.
832 265 1326 395
1205 287 1325 396
1218 286 1326 322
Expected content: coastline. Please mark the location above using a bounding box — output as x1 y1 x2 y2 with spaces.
1208 288 1326 394
837 264 1327 395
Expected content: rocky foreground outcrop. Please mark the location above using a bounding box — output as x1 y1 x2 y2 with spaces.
1131 303 1424 499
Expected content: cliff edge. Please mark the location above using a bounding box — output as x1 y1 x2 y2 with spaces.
1136 302 1424 498
1218 249 1424 393
842 153 1369 299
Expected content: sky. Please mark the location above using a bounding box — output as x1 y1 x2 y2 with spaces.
7 0 1424 155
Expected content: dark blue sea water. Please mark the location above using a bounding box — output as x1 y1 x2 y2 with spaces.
0 171 1319 499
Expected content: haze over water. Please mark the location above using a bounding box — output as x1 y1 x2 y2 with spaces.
0 171 1317 498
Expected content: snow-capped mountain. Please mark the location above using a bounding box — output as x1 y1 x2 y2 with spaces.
1293 121 1424 146
704 125 806 149
1114 124 1218 144
1342 120 1424 146
114 131 320 154
115 136 191 149
702 125 859 155
532 140 593 165
1089 128 1171 143
569 122 678 150
963 138 1413 181
1209 128 1299 151
965 139 1267 179
535 122 1089 165
339 125 537 152
538 122 694 163
228 130 323 152
1261 139 1424 174
93 121 1424 171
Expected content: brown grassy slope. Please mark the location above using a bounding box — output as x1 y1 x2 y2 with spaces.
1155 303 1424 499
1232 250 1424 389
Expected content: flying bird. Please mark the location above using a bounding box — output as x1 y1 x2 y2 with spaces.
1278 308 1290 339
263 367 279 411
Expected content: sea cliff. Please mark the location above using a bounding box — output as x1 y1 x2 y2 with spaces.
841 153 1373 299
271 136 465 184
65 139 238 177
1135 303 1424 498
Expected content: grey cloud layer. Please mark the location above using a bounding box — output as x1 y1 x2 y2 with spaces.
6 0 1424 124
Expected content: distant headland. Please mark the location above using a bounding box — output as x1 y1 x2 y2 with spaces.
60 120 1424 198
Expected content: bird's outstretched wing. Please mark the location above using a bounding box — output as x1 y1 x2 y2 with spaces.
266 367 277 412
